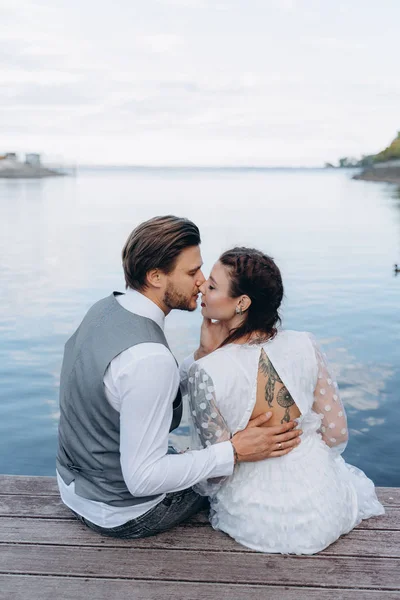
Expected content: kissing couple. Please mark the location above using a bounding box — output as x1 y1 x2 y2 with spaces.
57 215 384 554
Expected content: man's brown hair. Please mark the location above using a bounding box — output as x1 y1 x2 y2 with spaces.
122 215 201 290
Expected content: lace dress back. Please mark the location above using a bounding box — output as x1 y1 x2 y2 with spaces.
186 329 384 554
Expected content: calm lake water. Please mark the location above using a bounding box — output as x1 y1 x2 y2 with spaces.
0 167 399 486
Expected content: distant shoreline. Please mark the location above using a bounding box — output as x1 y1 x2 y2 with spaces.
0 160 65 179
353 166 400 185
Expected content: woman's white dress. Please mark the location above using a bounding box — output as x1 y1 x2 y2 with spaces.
186 330 385 555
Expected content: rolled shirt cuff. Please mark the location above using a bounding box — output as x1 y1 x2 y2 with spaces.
209 440 235 477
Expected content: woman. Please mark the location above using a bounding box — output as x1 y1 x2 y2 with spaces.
186 247 384 554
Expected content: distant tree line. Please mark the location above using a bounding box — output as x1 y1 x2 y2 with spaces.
325 131 400 168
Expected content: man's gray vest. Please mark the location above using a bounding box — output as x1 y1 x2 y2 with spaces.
56 292 182 507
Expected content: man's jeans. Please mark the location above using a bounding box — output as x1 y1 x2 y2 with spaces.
71 447 208 539
72 487 207 539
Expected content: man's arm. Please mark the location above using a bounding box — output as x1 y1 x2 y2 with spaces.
117 348 234 497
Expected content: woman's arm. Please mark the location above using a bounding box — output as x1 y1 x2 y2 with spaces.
187 362 232 495
308 334 348 456
188 362 231 448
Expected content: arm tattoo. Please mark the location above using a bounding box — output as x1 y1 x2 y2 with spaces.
258 348 295 423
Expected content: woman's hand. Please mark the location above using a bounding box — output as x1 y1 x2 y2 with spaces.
194 317 229 360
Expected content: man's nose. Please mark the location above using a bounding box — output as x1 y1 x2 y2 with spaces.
198 279 207 295
196 271 206 288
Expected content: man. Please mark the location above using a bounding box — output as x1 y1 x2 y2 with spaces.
57 215 301 538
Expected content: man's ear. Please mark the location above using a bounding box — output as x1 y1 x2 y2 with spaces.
146 269 163 289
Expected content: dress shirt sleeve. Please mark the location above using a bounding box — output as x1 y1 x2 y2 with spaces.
179 352 196 396
118 349 234 497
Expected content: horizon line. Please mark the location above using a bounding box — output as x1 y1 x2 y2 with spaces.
75 164 331 170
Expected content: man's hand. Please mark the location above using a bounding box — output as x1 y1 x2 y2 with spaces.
231 413 302 462
194 317 229 360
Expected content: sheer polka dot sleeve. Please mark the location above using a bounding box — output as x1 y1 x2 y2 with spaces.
188 363 231 448
308 334 348 456
187 362 231 495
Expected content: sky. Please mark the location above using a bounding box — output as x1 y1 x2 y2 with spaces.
1 0 400 166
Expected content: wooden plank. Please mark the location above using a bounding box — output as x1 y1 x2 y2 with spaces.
0 493 397 532
1 517 400 558
0 495 207 522
356 508 399 531
320 528 400 557
0 495 72 519
0 476 398 507
1 575 399 600
1 545 400 590
0 475 58 496
378 488 400 507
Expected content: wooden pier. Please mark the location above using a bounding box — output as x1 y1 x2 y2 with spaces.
0 475 399 599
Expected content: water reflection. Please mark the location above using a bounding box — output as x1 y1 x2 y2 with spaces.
1 169 399 484
391 186 400 201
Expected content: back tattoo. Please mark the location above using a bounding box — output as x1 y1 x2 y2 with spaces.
258 348 295 423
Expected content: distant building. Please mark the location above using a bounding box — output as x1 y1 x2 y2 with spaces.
25 153 41 166
0 152 18 161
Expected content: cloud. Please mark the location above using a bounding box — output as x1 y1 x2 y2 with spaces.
1 0 400 164
156 0 206 6
136 34 184 54
0 83 93 106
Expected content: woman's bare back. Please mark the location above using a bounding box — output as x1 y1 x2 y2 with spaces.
252 347 301 426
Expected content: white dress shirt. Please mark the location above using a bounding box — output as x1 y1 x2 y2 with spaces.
57 289 234 527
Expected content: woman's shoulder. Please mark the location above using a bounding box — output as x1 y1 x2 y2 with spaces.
265 330 316 361
268 329 313 345
276 328 312 337
189 330 315 376
188 343 257 392
189 344 236 375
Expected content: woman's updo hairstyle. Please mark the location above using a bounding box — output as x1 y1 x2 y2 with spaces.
219 247 284 347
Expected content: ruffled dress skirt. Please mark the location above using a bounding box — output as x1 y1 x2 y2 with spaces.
209 420 385 555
